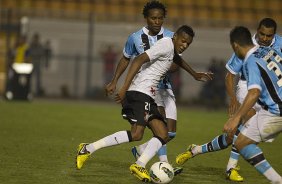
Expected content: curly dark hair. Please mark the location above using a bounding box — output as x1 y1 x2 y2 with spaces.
142 1 167 18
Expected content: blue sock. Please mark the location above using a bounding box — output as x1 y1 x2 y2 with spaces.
201 133 229 153
240 144 271 174
157 145 168 162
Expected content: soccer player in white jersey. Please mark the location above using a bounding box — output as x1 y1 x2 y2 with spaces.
176 17 282 181
224 26 282 184
76 25 195 182
104 0 212 175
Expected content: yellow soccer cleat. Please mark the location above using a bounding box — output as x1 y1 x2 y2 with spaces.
226 167 244 182
176 144 196 165
129 163 151 182
76 143 90 170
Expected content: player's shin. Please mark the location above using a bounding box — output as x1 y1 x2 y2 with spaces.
136 136 164 167
226 124 242 171
240 144 282 183
195 133 230 155
158 144 168 162
86 130 131 154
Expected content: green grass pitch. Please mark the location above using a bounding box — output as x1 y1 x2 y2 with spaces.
0 99 281 184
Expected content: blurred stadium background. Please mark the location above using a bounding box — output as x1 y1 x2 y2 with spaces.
0 0 281 105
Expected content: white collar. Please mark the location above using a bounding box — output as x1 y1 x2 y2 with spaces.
244 45 260 62
142 27 164 36
252 34 276 47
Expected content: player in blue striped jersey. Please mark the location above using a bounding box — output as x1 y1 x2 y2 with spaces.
224 18 282 181
223 26 282 184
176 18 282 182
105 0 212 175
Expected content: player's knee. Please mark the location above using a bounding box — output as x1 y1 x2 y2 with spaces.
131 132 143 141
233 134 250 151
234 141 242 152
168 131 176 140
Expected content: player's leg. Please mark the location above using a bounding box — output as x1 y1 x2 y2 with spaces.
131 89 165 160
162 90 183 175
176 133 232 165
76 91 146 170
131 89 168 161
76 122 146 169
128 92 165 182
236 135 282 184
236 110 282 184
153 89 177 163
225 124 244 181
226 108 256 181
129 119 168 182
134 119 168 168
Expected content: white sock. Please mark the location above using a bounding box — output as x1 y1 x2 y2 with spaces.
86 131 129 154
226 158 238 171
264 168 282 183
192 145 202 155
136 137 163 167
159 155 168 162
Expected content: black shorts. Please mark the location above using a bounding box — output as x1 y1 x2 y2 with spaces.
122 91 164 126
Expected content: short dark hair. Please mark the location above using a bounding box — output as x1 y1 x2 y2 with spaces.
230 26 253 46
143 0 167 18
258 18 277 33
176 25 195 38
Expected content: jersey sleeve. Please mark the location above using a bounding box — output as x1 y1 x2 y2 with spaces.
244 59 262 91
145 38 172 62
225 53 243 74
123 33 138 59
273 34 282 54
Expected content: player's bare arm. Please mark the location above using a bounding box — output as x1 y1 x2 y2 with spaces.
115 53 150 103
105 56 130 96
225 71 240 117
172 54 214 81
223 88 260 134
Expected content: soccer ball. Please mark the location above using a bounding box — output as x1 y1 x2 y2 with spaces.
149 161 174 184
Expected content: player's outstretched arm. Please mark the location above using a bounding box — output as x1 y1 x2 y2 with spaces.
173 54 213 81
105 56 130 96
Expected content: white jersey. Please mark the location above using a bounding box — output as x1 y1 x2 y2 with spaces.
128 37 174 99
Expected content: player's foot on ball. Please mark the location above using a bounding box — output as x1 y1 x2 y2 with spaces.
175 144 196 165
76 143 90 170
129 163 151 182
226 167 244 182
173 166 183 176
131 146 140 161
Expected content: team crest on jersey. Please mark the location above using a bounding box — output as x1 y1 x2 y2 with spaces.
150 87 156 96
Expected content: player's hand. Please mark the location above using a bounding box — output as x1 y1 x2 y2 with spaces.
194 71 214 82
105 81 116 96
114 86 126 104
223 115 240 135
